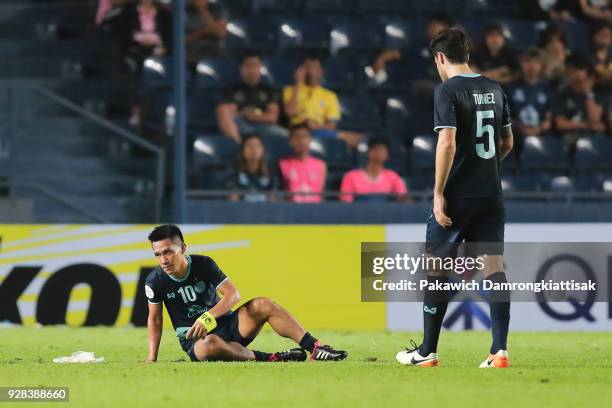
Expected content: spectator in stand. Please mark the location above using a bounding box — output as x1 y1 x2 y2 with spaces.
547 0 582 21
283 56 362 147
186 0 228 66
553 53 607 151
226 134 275 203
364 49 402 86
579 0 612 22
340 137 408 203
539 25 569 88
471 23 518 84
278 124 327 203
507 48 554 145
216 53 287 143
118 0 171 127
591 22 612 93
96 0 132 28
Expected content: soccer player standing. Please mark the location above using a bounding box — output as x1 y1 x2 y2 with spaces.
396 29 514 368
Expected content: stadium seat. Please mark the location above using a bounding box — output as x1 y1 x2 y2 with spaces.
492 19 541 50
383 20 414 51
225 17 277 52
251 0 304 14
193 135 239 168
406 171 434 192
339 94 383 132
260 57 297 86
194 58 239 89
521 135 569 171
277 18 331 54
574 136 612 171
310 137 353 169
329 19 384 56
187 90 221 133
357 0 413 15
501 174 539 193
547 175 574 193
384 96 412 143
322 57 356 90
142 56 172 88
411 134 436 171
304 0 355 14
261 134 292 164
558 21 590 52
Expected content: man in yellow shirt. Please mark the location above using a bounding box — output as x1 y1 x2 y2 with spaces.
283 56 361 146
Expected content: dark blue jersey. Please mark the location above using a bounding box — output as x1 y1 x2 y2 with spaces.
144 254 228 332
433 74 512 198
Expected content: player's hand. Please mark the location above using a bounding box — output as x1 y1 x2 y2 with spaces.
433 194 452 228
186 320 208 340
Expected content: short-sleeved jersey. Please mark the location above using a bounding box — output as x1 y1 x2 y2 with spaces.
433 74 512 198
144 254 228 334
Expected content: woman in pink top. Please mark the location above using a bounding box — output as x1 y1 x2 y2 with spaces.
340 137 409 202
279 124 327 203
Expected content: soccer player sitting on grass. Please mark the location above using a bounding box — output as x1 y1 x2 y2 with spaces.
145 224 347 363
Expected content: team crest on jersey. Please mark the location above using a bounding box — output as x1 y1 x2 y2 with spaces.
194 281 206 294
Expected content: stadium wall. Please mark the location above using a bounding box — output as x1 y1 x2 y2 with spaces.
0 224 610 331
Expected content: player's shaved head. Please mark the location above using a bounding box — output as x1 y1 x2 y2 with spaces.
429 28 470 64
148 224 185 245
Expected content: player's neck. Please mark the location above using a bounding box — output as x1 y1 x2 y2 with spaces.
173 256 189 279
446 64 476 80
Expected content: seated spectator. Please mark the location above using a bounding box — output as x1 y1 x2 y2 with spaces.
471 24 517 84
216 53 287 143
507 48 554 142
579 0 612 22
547 0 582 21
364 49 402 86
590 22 612 93
553 54 607 150
283 56 362 147
118 0 171 127
186 0 228 66
278 124 327 203
340 137 408 203
96 0 132 28
226 134 275 202
539 25 569 88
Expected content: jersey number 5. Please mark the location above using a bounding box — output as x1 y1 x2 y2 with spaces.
476 110 496 159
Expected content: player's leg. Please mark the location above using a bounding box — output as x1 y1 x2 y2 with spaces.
467 198 510 368
397 201 466 366
192 334 256 362
237 297 348 361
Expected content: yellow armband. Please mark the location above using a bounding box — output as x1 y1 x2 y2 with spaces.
197 312 217 332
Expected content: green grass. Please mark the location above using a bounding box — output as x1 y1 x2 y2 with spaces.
0 328 610 408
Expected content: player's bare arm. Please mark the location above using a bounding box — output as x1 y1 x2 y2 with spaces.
185 279 239 340
499 126 514 161
433 128 456 228
146 302 163 362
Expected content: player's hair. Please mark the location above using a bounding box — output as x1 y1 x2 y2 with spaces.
241 52 261 64
148 224 184 244
288 122 310 136
429 28 470 64
367 136 390 150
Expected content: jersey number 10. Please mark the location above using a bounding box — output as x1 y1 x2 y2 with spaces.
178 285 197 303
476 110 496 159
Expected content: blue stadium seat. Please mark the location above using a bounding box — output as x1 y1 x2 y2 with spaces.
277 18 331 53
322 57 356 90
493 19 541 50
358 0 413 15
142 56 172 88
225 17 277 52
304 0 355 14
547 175 574 193
558 21 590 52
329 20 384 56
261 134 292 164
406 171 434 192
141 87 172 130
411 134 436 171
251 0 303 14
384 96 412 143
260 57 297 86
574 136 612 170
383 20 414 50
309 137 353 169
521 135 568 170
500 174 539 193
195 58 239 89
603 177 612 194
188 90 221 132
193 135 239 168
339 94 383 132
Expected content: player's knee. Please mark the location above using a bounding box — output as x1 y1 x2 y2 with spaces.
194 335 224 361
250 296 276 316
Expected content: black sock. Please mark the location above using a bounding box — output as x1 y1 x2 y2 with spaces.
299 332 318 352
487 271 511 354
253 350 272 362
419 276 449 356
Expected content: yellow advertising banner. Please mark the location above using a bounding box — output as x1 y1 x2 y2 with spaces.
0 225 385 330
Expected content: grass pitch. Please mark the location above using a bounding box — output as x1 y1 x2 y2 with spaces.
0 328 610 407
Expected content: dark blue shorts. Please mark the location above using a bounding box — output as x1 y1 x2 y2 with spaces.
425 197 505 258
184 311 254 362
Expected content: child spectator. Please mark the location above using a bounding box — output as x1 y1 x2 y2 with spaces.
226 134 275 202
216 53 287 143
340 137 408 203
278 124 327 203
